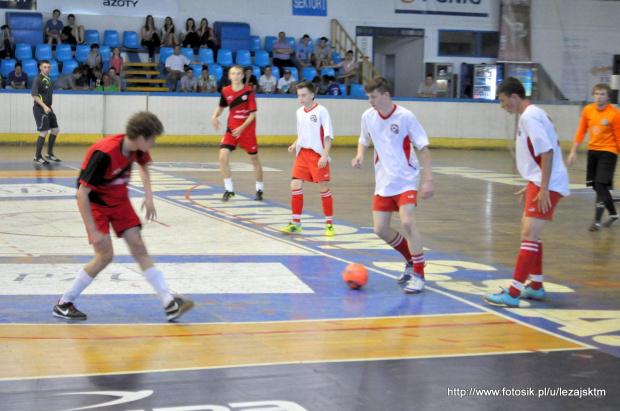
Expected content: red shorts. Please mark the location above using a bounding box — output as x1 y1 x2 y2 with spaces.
292 148 331 183
220 130 259 154
523 181 563 221
89 198 141 241
373 190 418 212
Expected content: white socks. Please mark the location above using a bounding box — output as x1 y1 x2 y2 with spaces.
224 178 233 192
60 269 93 304
144 266 174 307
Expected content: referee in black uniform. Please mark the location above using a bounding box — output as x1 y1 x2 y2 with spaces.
31 59 61 164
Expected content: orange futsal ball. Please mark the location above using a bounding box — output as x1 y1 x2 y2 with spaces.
343 264 368 289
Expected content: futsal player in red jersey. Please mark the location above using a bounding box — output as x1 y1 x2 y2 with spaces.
212 64 264 202
52 111 194 322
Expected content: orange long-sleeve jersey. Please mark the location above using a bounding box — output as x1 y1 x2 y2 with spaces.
573 103 620 154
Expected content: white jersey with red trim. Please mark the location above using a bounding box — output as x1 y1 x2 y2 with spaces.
359 104 429 196
517 104 570 196
296 103 334 157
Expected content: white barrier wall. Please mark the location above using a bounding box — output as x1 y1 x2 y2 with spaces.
0 92 585 143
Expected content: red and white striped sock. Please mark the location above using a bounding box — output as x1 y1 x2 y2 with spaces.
509 240 539 298
388 233 413 265
528 241 543 290
291 188 303 224
411 253 425 278
321 189 333 225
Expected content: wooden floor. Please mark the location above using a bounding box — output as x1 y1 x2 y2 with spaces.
0 145 619 410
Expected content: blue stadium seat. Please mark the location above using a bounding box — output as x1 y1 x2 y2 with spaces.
99 45 111 62
103 30 120 48
123 31 141 49
75 45 90 64
85 30 100 45
321 68 335 78
208 64 223 81
189 64 203 76
5 12 44 46
49 59 60 81
21 58 38 84
332 52 341 64
55 44 73 62
286 37 296 49
252 65 261 79
253 50 270 68
1 59 16 78
61 59 78 75
270 65 280 80
35 44 53 61
235 49 251 66
15 43 33 61
216 49 233 67
339 84 347 96
181 48 195 62
159 47 174 64
264 36 277 53
302 67 317 81
284 66 299 82
198 48 214 64
350 84 365 97
250 35 261 52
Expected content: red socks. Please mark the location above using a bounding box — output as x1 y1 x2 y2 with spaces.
291 189 303 224
321 190 333 225
509 241 540 298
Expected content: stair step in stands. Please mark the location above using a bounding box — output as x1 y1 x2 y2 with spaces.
122 62 169 92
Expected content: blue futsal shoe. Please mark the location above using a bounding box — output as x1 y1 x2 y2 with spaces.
397 264 413 284
483 288 520 308
521 284 546 300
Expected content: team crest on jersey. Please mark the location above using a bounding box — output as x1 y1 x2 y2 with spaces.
390 123 399 134
227 95 233 100
242 95 247 100
602 119 610 126
310 114 317 122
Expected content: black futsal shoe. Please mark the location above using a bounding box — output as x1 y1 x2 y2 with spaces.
254 189 263 201
34 156 50 165
45 154 62 162
221 190 235 202
53 301 87 321
165 297 195 321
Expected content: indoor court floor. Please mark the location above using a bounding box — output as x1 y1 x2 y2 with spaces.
0 145 619 410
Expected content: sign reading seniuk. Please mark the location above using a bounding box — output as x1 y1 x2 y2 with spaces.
0 0 36 10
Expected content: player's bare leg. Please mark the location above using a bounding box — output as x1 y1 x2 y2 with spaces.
249 153 264 200
219 147 235 201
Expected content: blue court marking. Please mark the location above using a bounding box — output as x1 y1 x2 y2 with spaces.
1 163 619 357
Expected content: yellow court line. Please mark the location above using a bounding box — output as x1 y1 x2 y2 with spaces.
0 313 586 380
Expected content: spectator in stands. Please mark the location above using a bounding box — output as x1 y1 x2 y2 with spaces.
0 24 14 60
74 65 90 89
197 18 219 58
86 43 103 71
180 66 198 92
277 69 297 95
198 65 217 93
161 16 178 47
326 76 342 96
181 18 200 49
317 74 329 95
311 75 321 93
314 37 332 70
244 66 258 91
141 15 161 63
94 73 118 92
53 67 88 90
258 65 277 94
295 34 313 73
417 74 437 98
326 50 359 87
219 67 231 91
272 31 294 72
110 47 123 74
165 44 199 92
45 9 64 46
108 67 124 91
6 61 27 89
90 67 104 90
61 14 85 45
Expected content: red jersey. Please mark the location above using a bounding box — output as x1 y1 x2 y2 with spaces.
78 134 152 206
219 85 257 136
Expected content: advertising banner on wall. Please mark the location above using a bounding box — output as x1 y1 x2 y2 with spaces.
497 0 531 62
0 0 36 10
36 0 178 17
394 0 490 17
292 0 327 17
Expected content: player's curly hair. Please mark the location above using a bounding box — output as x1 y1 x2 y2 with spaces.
364 77 392 96
497 77 526 99
125 111 164 140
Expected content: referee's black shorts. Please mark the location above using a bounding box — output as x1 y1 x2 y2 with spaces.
33 105 58 132
586 150 617 188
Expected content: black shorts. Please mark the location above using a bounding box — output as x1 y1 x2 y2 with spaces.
586 150 617 188
33 105 58 132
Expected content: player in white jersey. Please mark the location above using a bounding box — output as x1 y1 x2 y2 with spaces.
484 77 570 308
281 81 335 236
352 77 434 294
